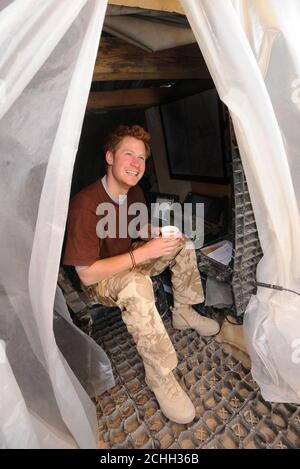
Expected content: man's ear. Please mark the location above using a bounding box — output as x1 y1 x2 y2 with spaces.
105 151 114 166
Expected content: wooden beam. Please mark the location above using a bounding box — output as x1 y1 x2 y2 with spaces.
87 80 214 110
108 0 184 15
87 88 169 110
93 36 210 81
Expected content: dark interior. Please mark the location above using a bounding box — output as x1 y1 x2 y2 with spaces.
65 22 261 320
71 79 232 243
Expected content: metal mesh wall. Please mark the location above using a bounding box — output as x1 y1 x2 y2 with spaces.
229 118 263 316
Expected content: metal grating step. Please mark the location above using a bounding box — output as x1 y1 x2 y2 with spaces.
91 308 300 449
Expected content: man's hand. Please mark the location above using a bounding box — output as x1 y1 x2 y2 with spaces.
78 234 185 286
141 235 184 260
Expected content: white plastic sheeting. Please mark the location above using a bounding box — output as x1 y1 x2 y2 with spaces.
0 0 114 448
181 0 300 402
103 11 195 52
0 340 39 449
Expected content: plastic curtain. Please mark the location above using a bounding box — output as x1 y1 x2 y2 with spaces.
0 0 114 448
181 0 300 402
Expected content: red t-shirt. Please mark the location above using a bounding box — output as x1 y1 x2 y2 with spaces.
63 179 147 266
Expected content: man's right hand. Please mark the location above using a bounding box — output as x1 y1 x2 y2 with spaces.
141 236 184 260
78 236 184 286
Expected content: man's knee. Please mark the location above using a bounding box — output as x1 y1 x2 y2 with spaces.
118 271 155 302
172 238 195 257
182 238 196 251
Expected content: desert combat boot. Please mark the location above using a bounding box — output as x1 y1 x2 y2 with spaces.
146 371 195 424
172 305 220 336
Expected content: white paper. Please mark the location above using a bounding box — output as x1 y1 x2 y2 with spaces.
206 240 233 265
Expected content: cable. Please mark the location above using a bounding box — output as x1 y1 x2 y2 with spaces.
257 282 300 297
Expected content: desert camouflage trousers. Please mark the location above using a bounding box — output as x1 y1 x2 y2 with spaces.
85 239 204 387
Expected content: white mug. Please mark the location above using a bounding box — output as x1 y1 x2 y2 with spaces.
161 225 182 238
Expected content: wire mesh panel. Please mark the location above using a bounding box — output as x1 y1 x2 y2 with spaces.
229 118 263 316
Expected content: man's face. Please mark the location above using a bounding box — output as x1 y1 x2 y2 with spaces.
106 136 146 189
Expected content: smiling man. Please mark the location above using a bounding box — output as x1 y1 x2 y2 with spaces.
63 125 219 424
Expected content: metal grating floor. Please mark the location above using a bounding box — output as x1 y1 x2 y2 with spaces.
86 306 300 450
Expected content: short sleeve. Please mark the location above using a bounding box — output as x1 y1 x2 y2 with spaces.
63 206 101 266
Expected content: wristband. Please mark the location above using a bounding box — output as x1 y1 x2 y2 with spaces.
129 250 136 270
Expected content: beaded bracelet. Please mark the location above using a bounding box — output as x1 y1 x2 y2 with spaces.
129 250 136 270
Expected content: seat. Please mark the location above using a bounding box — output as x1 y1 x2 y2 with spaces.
58 266 170 335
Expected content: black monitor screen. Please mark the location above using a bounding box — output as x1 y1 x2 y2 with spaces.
161 89 226 182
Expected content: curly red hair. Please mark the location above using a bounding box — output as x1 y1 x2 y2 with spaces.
104 125 151 159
